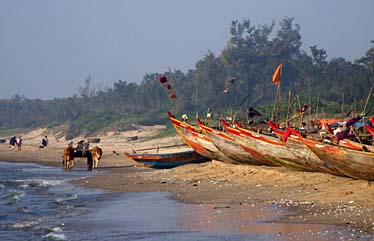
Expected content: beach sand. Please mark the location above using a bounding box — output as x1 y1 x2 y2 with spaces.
0 126 373 234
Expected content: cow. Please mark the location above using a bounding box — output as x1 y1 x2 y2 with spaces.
62 146 75 170
91 146 103 169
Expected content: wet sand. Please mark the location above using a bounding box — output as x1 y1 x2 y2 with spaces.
0 130 373 237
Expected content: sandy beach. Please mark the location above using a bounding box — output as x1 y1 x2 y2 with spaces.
0 125 373 235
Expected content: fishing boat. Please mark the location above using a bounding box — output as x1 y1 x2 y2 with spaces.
268 121 374 180
196 118 273 166
305 142 374 180
167 112 237 164
223 120 348 176
125 149 210 169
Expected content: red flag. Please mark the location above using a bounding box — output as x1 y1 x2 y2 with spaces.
370 116 374 126
159 76 168 84
272 64 282 85
169 92 176 99
365 125 374 136
166 84 172 90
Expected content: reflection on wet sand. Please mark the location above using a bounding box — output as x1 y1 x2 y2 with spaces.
175 202 349 240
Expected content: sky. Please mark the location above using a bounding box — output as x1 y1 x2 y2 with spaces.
1 0 373 100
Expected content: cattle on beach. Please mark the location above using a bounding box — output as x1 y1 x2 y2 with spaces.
62 146 103 170
91 146 103 169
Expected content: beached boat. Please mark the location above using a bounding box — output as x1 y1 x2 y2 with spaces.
196 118 273 166
305 142 374 180
167 112 218 159
125 150 210 169
222 120 345 176
268 121 374 180
167 112 237 164
267 119 374 180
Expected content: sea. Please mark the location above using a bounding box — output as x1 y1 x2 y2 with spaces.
0 160 372 241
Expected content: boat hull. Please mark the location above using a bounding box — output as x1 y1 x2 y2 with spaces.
227 122 343 175
125 150 210 169
307 142 374 180
168 112 237 164
198 121 271 166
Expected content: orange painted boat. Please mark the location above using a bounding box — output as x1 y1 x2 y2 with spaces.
167 112 236 164
197 118 273 166
305 141 374 180
223 120 343 175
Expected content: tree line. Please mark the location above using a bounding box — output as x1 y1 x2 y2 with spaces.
1 17 373 137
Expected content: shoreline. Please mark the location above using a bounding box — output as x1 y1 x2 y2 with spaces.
0 143 373 235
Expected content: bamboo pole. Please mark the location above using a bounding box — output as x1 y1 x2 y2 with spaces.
271 84 280 121
341 93 345 116
315 94 320 120
363 81 374 115
286 90 291 126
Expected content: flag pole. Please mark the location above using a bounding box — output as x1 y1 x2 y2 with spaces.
271 85 279 121
286 90 291 126
271 64 282 121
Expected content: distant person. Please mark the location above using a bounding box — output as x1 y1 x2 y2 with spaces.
68 141 74 149
77 140 85 150
40 135 48 148
82 141 90 156
76 140 85 157
16 136 22 151
9 136 16 149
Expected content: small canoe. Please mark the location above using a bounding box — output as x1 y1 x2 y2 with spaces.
125 150 210 169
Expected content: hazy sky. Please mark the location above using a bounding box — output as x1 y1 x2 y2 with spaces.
1 0 373 99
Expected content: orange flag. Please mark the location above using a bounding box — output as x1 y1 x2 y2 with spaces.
272 64 282 85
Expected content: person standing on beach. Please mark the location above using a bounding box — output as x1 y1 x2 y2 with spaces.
16 136 22 151
9 136 16 150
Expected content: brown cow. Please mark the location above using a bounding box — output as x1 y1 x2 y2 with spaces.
62 146 75 170
91 146 103 169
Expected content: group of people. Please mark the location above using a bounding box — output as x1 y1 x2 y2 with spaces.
9 136 22 151
8 135 48 151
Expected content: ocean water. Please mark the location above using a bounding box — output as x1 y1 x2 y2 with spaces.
0 161 372 241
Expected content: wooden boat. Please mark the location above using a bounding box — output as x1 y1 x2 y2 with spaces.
196 118 272 166
223 120 344 176
305 142 374 180
268 122 374 180
189 127 240 164
125 150 210 169
167 112 237 164
220 120 274 166
267 121 374 179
